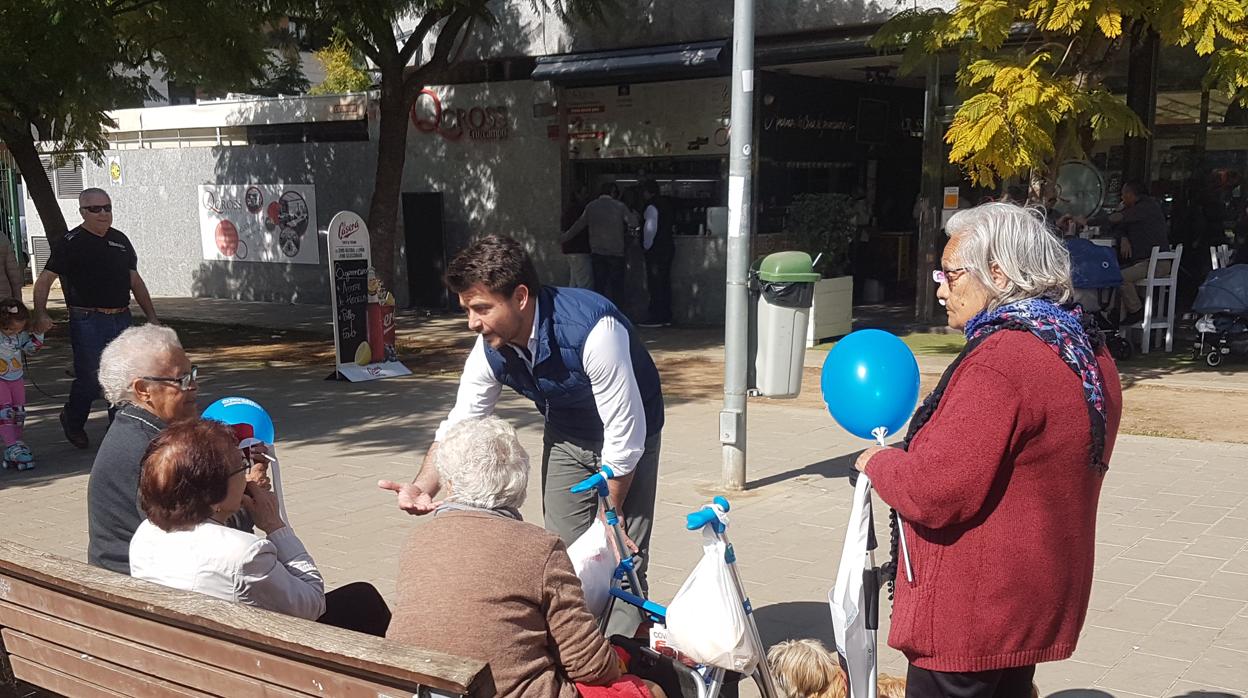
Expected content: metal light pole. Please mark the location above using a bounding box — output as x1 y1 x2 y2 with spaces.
721 0 756 490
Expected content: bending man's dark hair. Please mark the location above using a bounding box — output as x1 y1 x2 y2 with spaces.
444 235 542 297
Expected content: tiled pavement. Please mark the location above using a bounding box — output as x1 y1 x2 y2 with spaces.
2 299 1246 696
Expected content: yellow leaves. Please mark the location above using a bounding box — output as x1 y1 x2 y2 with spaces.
944 57 1083 184
1096 7 1123 37
1207 47 1248 104
870 0 1248 183
1046 0 1094 31
1176 0 1248 55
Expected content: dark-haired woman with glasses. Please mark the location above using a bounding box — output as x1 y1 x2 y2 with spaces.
130 419 391 635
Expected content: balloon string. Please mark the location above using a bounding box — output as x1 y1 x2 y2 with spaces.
871 425 913 582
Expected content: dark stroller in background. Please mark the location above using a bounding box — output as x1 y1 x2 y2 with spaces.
1067 238 1133 360
1192 263 1248 367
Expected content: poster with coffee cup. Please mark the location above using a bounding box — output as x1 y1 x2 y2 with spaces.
327 211 411 382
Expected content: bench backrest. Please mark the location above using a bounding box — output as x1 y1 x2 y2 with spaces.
0 539 494 697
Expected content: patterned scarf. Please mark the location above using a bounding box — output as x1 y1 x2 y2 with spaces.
882 296 1109 599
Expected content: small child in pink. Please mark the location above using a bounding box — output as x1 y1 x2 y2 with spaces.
0 299 44 471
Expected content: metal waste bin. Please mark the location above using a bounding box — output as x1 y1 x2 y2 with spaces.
750 251 819 398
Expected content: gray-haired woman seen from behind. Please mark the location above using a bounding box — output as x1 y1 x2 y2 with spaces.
387 416 666 698
855 203 1123 696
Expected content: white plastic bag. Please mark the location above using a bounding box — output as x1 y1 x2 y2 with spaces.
664 527 760 674
829 474 878 698
567 519 615 617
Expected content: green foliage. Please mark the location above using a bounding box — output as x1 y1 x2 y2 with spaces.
786 194 857 278
0 0 275 163
253 53 311 97
870 0 1248 186
309 38 372 95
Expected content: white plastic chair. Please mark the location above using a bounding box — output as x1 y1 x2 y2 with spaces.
1126 244 1183 353
1210 244 1232 270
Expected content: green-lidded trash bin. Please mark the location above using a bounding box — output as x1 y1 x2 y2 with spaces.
750 251 820 398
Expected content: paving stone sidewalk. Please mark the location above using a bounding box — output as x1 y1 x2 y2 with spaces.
6 293 1247 696
1 351 1245 697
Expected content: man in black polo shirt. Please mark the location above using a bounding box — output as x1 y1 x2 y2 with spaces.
33 188 159 449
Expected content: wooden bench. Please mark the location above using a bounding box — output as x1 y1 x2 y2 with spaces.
0 540 494 697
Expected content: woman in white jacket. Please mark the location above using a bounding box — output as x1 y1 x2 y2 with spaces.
129 419 389 635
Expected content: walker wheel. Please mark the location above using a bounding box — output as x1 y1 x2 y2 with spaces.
1110 338 1133 361
1206 351 1223 368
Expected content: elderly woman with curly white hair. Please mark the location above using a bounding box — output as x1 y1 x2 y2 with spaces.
854 203 1124 697
387 416 666 698
86 324 265 575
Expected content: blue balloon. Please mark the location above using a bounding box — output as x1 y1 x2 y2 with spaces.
202 397 275 444
821 329 921 440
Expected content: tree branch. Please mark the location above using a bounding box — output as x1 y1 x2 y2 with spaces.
359 8 400 62
343 27 386 67
402 9 473 96
398 12 443 66
430 9 473 69
108 0 162 17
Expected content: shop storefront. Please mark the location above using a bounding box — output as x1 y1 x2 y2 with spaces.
547 60 927 323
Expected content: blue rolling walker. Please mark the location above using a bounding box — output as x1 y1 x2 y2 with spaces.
570 469 780 698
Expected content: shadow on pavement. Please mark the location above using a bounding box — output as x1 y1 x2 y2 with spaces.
753 601 837 649
747 451 858 490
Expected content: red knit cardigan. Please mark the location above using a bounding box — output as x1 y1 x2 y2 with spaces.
865 330 1122 672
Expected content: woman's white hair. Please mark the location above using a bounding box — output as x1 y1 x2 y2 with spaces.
97 325 184 405
437 416 529 510
945 202 1073 308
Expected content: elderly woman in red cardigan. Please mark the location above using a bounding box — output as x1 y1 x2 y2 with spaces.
856 202 1123 697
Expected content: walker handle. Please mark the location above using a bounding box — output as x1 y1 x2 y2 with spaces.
569 465 615 495
685 497 730 532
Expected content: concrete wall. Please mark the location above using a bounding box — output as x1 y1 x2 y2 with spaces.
25 80 567 307
25 142 375 304
396 80 566 286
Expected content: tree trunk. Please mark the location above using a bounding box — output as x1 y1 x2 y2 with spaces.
2 122 68 247
366 64 411 296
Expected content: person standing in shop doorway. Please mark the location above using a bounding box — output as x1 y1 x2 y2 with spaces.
638 181 674 328
561 183 633 307
561 184 593 289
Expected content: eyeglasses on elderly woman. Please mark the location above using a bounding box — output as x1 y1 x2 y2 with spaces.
932 267 969 285
142 365 198 391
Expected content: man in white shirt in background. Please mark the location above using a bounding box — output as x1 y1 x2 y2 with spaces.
638 180 675 328
380 235 664 636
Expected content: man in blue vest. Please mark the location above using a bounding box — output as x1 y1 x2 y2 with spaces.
380 235 663 634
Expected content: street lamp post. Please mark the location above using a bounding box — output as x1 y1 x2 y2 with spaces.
721 0 756 490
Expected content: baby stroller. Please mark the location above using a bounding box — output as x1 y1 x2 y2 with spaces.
1067 239 1133 360
1191 264 1248 367
571 470 779 698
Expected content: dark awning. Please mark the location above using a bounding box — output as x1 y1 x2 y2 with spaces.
531 41 728 85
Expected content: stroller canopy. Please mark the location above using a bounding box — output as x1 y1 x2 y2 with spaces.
1066 239 1123 289
1193 264 1248 315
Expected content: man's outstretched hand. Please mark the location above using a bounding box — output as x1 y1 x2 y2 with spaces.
378 480 439 515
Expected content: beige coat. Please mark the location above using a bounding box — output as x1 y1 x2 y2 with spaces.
388 511 621 698
0 237 22 301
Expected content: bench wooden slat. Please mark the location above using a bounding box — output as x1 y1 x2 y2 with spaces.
0 602 309 698
3 630 212 698
0 575 428 698
8 656 129 698
0 540 491 696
